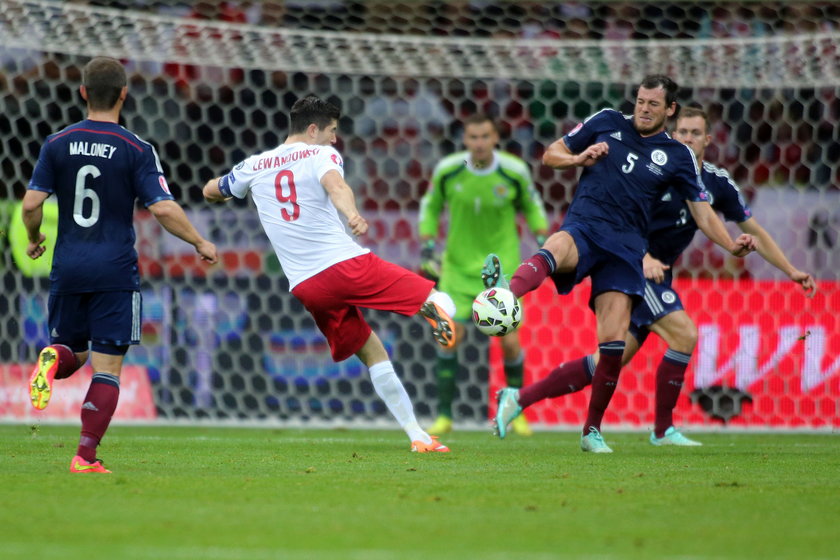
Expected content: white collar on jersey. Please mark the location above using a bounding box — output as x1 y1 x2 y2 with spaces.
465 150 499 175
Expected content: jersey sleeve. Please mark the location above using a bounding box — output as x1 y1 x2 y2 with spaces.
709 170 752 223
418 161 447 238
314 147 344 181
219 155 259 199
669 144 709 204
134 143 176 207
28 142 55 194
562 109 613 154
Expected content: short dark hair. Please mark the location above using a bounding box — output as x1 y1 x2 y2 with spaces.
82 57 126 111
677 105 710 134
289 94 340 134
463 113 498 132
638 74 679 106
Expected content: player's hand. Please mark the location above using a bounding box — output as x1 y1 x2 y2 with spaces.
26 233 47 259
419 241 440 282
790 270 817 298
643 254 670 283
347 214 368 236
196 239 218 264
729 233 757 257
577 142 609 167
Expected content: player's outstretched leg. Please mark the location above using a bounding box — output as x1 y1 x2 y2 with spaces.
650 427 702 447
420 301 457 349
28 346 60 410
580 427 613 453
481 253 510 290
494 388 523 439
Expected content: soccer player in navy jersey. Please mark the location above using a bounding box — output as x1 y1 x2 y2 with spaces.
24 57 218 473
493 105 816 448
483 75 757 452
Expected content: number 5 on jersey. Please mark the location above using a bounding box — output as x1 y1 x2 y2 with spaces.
621 153 638 174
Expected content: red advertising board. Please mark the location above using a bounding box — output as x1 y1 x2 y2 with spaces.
1 364 158 422
489 279 840 429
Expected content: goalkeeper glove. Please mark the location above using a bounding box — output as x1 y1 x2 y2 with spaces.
420 240 441 281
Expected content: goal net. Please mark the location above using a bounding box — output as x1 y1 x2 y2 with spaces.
1 0 838 430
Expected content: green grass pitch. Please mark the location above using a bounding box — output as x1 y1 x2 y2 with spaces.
1 425 838 560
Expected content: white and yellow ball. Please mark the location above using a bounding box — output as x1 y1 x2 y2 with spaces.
472 287 522 336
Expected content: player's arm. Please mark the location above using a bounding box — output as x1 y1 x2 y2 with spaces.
686 200 755 257
148 200 218 264
542 138 609 169
418 179 444 242
512 162 550 244
738 217 816 297
522 197 549 245
202 177 231 203
320 170 367 236
418 175 446 279
21 189 50 259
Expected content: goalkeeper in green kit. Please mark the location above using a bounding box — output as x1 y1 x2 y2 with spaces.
419 114 548 435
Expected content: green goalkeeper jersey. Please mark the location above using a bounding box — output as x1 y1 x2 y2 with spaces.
419 150 548 320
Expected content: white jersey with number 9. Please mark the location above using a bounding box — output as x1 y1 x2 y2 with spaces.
223 142 369 289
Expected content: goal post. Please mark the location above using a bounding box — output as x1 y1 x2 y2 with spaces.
1 0 838 429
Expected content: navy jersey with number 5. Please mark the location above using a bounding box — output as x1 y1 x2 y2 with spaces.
28 120 174 294
647 161 752 267
562 109 708 255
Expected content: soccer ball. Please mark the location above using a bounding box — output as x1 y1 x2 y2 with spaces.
472 287 522 336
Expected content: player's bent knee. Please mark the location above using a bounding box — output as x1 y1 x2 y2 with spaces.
544 231 577 269
682 322 699 352
652 311 697 353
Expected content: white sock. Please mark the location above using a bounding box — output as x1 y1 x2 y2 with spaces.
426 290 456 319
369 361 431 444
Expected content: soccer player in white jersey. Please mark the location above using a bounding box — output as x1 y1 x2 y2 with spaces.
203 94 456 453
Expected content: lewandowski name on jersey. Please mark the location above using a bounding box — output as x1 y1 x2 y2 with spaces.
251 147 326 171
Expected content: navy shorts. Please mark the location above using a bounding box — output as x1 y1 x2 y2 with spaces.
550 223 645 310
48 290 141 354
628 278 685 345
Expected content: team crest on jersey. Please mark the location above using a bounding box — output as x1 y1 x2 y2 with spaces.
159 176 171 194
568 123 583 136
331 153 343 167
493 184 509 198
651 150 668 166
661 290 676 304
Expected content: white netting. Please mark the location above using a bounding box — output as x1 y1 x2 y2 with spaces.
2 0 839 85
1 0 838 428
